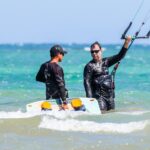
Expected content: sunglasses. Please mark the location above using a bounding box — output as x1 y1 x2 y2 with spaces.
91 50 100 54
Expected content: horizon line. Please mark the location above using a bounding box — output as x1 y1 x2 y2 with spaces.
0 42 149 46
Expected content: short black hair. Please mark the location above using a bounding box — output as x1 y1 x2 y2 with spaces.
50 45 67 58
90 41 101 50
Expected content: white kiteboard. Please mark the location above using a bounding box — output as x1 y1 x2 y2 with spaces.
26 97 101 114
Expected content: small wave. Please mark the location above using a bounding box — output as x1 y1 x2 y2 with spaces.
117 111 150 116
102 47 106 51
39 116 150 133
84 47 90 51
0 110 91 119
0 110 42 119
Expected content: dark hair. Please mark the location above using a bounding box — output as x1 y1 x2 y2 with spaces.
50 45 67 58
90 41 101 50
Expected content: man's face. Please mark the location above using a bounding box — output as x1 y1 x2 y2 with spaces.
58 52 64 62
90 44 102 61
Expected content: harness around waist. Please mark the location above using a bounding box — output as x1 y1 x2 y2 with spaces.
94 75 113 89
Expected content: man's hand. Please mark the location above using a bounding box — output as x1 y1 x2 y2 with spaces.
62 103 69 110
124 35 132 48
58 101 69 110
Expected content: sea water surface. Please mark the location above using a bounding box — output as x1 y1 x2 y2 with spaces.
0 43 150 150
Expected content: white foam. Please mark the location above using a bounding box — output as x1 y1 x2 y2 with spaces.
102 47 106 51
0 110 91 119
84 47 90 51
0 110 42 119
117 111 150 116
39 117 150 134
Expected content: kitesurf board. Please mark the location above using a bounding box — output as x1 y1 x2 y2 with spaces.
26 97 101 114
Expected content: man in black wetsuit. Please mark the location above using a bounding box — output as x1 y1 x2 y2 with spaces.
36 45 68 110
84 36 131 113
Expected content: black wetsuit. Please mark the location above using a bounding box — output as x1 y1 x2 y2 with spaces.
84 47 128 111
36 61 67 101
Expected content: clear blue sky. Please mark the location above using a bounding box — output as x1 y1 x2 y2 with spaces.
0 0 150 44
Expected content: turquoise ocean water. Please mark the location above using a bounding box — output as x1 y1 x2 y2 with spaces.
0 43 150 150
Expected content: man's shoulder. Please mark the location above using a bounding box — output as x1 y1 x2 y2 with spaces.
40 61 49 67
84 60 94 70
49 62 61 68
48 62 63 72
102 57 107 61
86 60 94 65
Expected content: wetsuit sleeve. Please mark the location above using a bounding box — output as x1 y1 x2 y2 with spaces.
53 66 66 101
84 64 93 97
36 64 46 83
106 47 128 67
